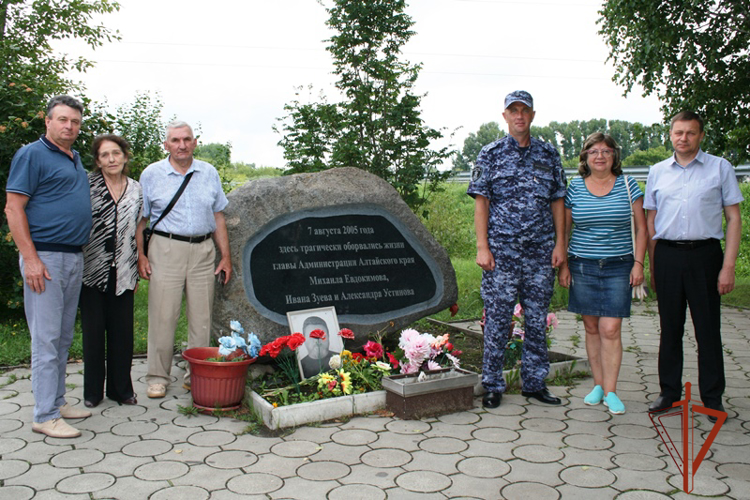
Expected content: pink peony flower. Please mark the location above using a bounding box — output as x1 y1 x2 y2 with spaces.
513 303 524 318
398 328 420 349
404 335 431 365
547 313 559 329
400 361 419 374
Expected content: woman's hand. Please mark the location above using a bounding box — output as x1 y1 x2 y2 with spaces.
558 264 571 288
630 263 644 287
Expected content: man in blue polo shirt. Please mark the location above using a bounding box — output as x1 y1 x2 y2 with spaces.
5 95 93 438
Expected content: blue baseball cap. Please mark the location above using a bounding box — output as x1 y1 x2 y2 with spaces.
504 90 533 109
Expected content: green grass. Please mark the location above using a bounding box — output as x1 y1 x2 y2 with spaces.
721 276 750 309
0 280 188 367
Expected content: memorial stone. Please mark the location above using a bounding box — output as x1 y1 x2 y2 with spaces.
213 167 457 344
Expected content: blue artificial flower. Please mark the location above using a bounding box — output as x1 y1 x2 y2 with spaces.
218 335 238 356
230 320 244 334
247 332 262 358
232 331 248 351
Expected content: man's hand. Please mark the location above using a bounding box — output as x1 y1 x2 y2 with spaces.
718 267 735 295
551 243 566 268
23 256 51 294
215 257 232 285
476 247 495 271
557 264 570 288
138 254 151 280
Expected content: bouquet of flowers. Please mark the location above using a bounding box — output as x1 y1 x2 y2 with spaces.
329 329 391 393
505 304 558 369
390 329 461 375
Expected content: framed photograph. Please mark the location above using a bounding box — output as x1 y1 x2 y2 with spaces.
287 306 343 380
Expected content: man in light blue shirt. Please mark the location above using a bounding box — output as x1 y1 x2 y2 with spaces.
136 121 231 399
644 111 743 421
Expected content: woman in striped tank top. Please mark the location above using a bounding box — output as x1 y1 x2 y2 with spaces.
558 133 647 415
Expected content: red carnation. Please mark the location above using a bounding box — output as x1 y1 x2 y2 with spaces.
260 340 283 358
444 342 454 352
309 329 326 340
338 328 355 340
387 352 399 369
449 303 459 317
286 333 306 350
351 352 365 362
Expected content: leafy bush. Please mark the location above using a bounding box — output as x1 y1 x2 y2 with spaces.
418 183 476 260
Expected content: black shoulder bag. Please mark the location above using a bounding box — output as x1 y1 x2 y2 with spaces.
142 172 194 257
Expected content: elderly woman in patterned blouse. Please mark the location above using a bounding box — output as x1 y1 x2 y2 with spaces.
80 135 142 407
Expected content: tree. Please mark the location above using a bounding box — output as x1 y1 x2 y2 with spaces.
599 0 750 164
195 142 232 167
111 92 166 178
1 0 120 317
622 146 672 167
276 0 452 212
453 122 504 172
459 119 670 169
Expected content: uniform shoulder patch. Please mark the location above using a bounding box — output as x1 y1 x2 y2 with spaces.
471 166 483 182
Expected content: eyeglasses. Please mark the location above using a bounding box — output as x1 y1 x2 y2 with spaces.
586 149 614 158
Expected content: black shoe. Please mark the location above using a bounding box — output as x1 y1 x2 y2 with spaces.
84 399 100 408
482 392 502 409
706 403 725 423
120 395 138 405
648 395 675 413
522 388 561 405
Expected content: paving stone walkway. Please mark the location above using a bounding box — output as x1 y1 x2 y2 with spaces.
1 302 749 499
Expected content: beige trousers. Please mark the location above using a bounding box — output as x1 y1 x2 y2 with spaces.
146 234 215 386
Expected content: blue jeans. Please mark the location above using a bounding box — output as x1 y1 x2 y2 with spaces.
21 251 83 423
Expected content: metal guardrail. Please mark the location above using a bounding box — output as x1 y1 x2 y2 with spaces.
449 165 750 183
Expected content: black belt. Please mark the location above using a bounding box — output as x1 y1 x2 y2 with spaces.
659 239 717 250
153 230 212 243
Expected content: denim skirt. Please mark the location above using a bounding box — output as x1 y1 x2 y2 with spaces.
568 254 633 318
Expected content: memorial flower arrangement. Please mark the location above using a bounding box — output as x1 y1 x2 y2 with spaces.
252 328 392 407
250 325 467 407
389 329 461 375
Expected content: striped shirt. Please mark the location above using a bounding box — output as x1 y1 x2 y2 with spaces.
564 175 643 259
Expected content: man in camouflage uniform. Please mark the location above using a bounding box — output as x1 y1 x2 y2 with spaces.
467 90 567 408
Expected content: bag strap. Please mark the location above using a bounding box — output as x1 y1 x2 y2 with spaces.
624 175 637 254
150 171 194 232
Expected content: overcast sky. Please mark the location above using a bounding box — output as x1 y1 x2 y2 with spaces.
58 0 663 167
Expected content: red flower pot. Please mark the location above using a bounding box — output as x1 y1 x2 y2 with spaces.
182 347 256 412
